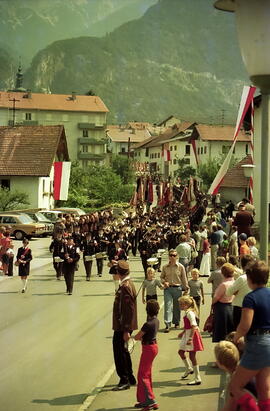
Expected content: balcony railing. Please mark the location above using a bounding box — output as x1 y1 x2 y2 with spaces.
78 137 106 145
78 123 106 130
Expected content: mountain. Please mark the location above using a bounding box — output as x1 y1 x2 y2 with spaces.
0 0 158 66
0 48 15 90
24 0 249 124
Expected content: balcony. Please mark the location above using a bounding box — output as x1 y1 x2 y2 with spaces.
78 152 106 161
8 120 39 126
78 123 106 130
78 137 106 145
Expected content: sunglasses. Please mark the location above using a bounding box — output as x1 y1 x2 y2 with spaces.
169 254 177 257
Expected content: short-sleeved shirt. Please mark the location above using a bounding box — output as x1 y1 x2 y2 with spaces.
208 269 223 294
243 287 270 333
142 279 162 296
141 316 159 344
188 279 203 297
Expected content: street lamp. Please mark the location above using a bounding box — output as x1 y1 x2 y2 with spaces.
214 0 270 261
241 164 255 200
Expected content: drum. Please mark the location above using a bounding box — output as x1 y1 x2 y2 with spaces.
147 257 159 266
157 249 166 257
84 255 93 262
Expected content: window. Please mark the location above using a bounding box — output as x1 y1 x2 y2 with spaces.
185 145 190 155
173 159 177 165
83 145 88 153
170 146 173 151
0 179 10 189
197 148 200 155
83 129 88 137
2 216 17 224
121 147 126 153
42 179 46 193
222 145 230 154
25 113 32 120
201 147 203 154
145 148 149 157
204 146 207 154
154 153 157 158
183 158 190 165
158 153 160 158
174 146 177 151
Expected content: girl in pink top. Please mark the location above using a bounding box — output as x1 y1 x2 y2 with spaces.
212 263 235 342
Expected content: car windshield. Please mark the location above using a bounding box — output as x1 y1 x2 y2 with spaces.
18 214 34 223
34 212 51 223
40 212 58 222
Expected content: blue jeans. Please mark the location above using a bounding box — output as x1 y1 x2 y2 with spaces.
163 286 182 326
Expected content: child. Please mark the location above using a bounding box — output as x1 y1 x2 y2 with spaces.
215 341 258 411
228 226 239 257
178 295 204 385
188 269 204 316
142 267 163 304
134 300 160 411
208 256 226 297
239 233 251 257
246 237 259 260
16 238 32 293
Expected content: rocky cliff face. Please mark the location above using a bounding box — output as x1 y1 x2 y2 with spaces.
24 0 249 124
0 0 157 66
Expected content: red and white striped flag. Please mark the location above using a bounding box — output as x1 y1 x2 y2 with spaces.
54 162 71 201
162 143 171 161
208 85 256 195
249 100 254 204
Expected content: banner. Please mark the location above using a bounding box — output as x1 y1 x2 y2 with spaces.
54 162 71 201
208 85 256 195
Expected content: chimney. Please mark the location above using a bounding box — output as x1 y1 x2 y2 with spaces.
71 91 76 100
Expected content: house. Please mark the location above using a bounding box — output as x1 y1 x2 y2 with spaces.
219 155 252 203
0 69 109 168
106 124 151 156
0 125 69 209
133 121 251 180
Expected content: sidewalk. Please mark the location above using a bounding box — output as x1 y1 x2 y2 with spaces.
79 272 225 411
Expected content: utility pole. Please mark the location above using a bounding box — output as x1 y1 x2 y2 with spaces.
9 98 20 126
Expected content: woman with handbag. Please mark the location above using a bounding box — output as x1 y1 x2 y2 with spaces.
16 238 32 293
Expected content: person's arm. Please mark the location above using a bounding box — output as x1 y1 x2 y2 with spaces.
134 330 145 341
207 273 214 284
160 266 169 288
180 265 189 293
142 284 146 304
226 277 243 297
233 307 254 343
212 283 225 304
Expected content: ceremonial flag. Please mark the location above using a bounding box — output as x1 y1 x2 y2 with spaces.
249 100 254 204
191 139 199 165
54 162 71 201
208 85 256 195
162 143 171 161
148 180 154 204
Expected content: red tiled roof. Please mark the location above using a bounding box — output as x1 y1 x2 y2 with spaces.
220 155 252 188
127 122 151 130
195 124 250 142
0 91 109 113
0 125 69 176
144 122 194 147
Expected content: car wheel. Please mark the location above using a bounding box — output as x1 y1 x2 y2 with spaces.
14 231 26 240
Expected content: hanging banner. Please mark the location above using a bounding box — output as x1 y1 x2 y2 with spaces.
208 85 256 195
54 162 71 201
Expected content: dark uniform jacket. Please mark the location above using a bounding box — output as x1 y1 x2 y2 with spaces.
113 278 138 332
16 247 32 276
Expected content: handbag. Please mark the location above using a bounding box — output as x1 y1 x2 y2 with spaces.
203 311 214 333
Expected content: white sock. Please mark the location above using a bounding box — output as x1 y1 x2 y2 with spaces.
24 278 28 290
194 365 201 381
183 358 192 371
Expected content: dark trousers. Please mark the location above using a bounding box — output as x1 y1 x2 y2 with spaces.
96 258 103 275
53 261 63 278
146 294 157 301
62 263 75 293
8 256 14 276
141 257 149 278
84 260 93 278
113 330 134 384
233 306 242 330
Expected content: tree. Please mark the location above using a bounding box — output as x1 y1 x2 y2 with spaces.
111 155 134 184
0 188 29 211
174 158 196 182
197 155 238 190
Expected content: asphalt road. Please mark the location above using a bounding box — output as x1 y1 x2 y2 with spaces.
0 239 221 411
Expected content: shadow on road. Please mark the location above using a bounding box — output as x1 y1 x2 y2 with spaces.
32 393 88 406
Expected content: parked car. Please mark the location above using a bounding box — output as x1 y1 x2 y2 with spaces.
23 212 54 236
52 207 86 216
38 210 63 223
0 213 47 240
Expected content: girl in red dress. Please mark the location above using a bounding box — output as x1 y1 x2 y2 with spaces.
178 295 204 385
